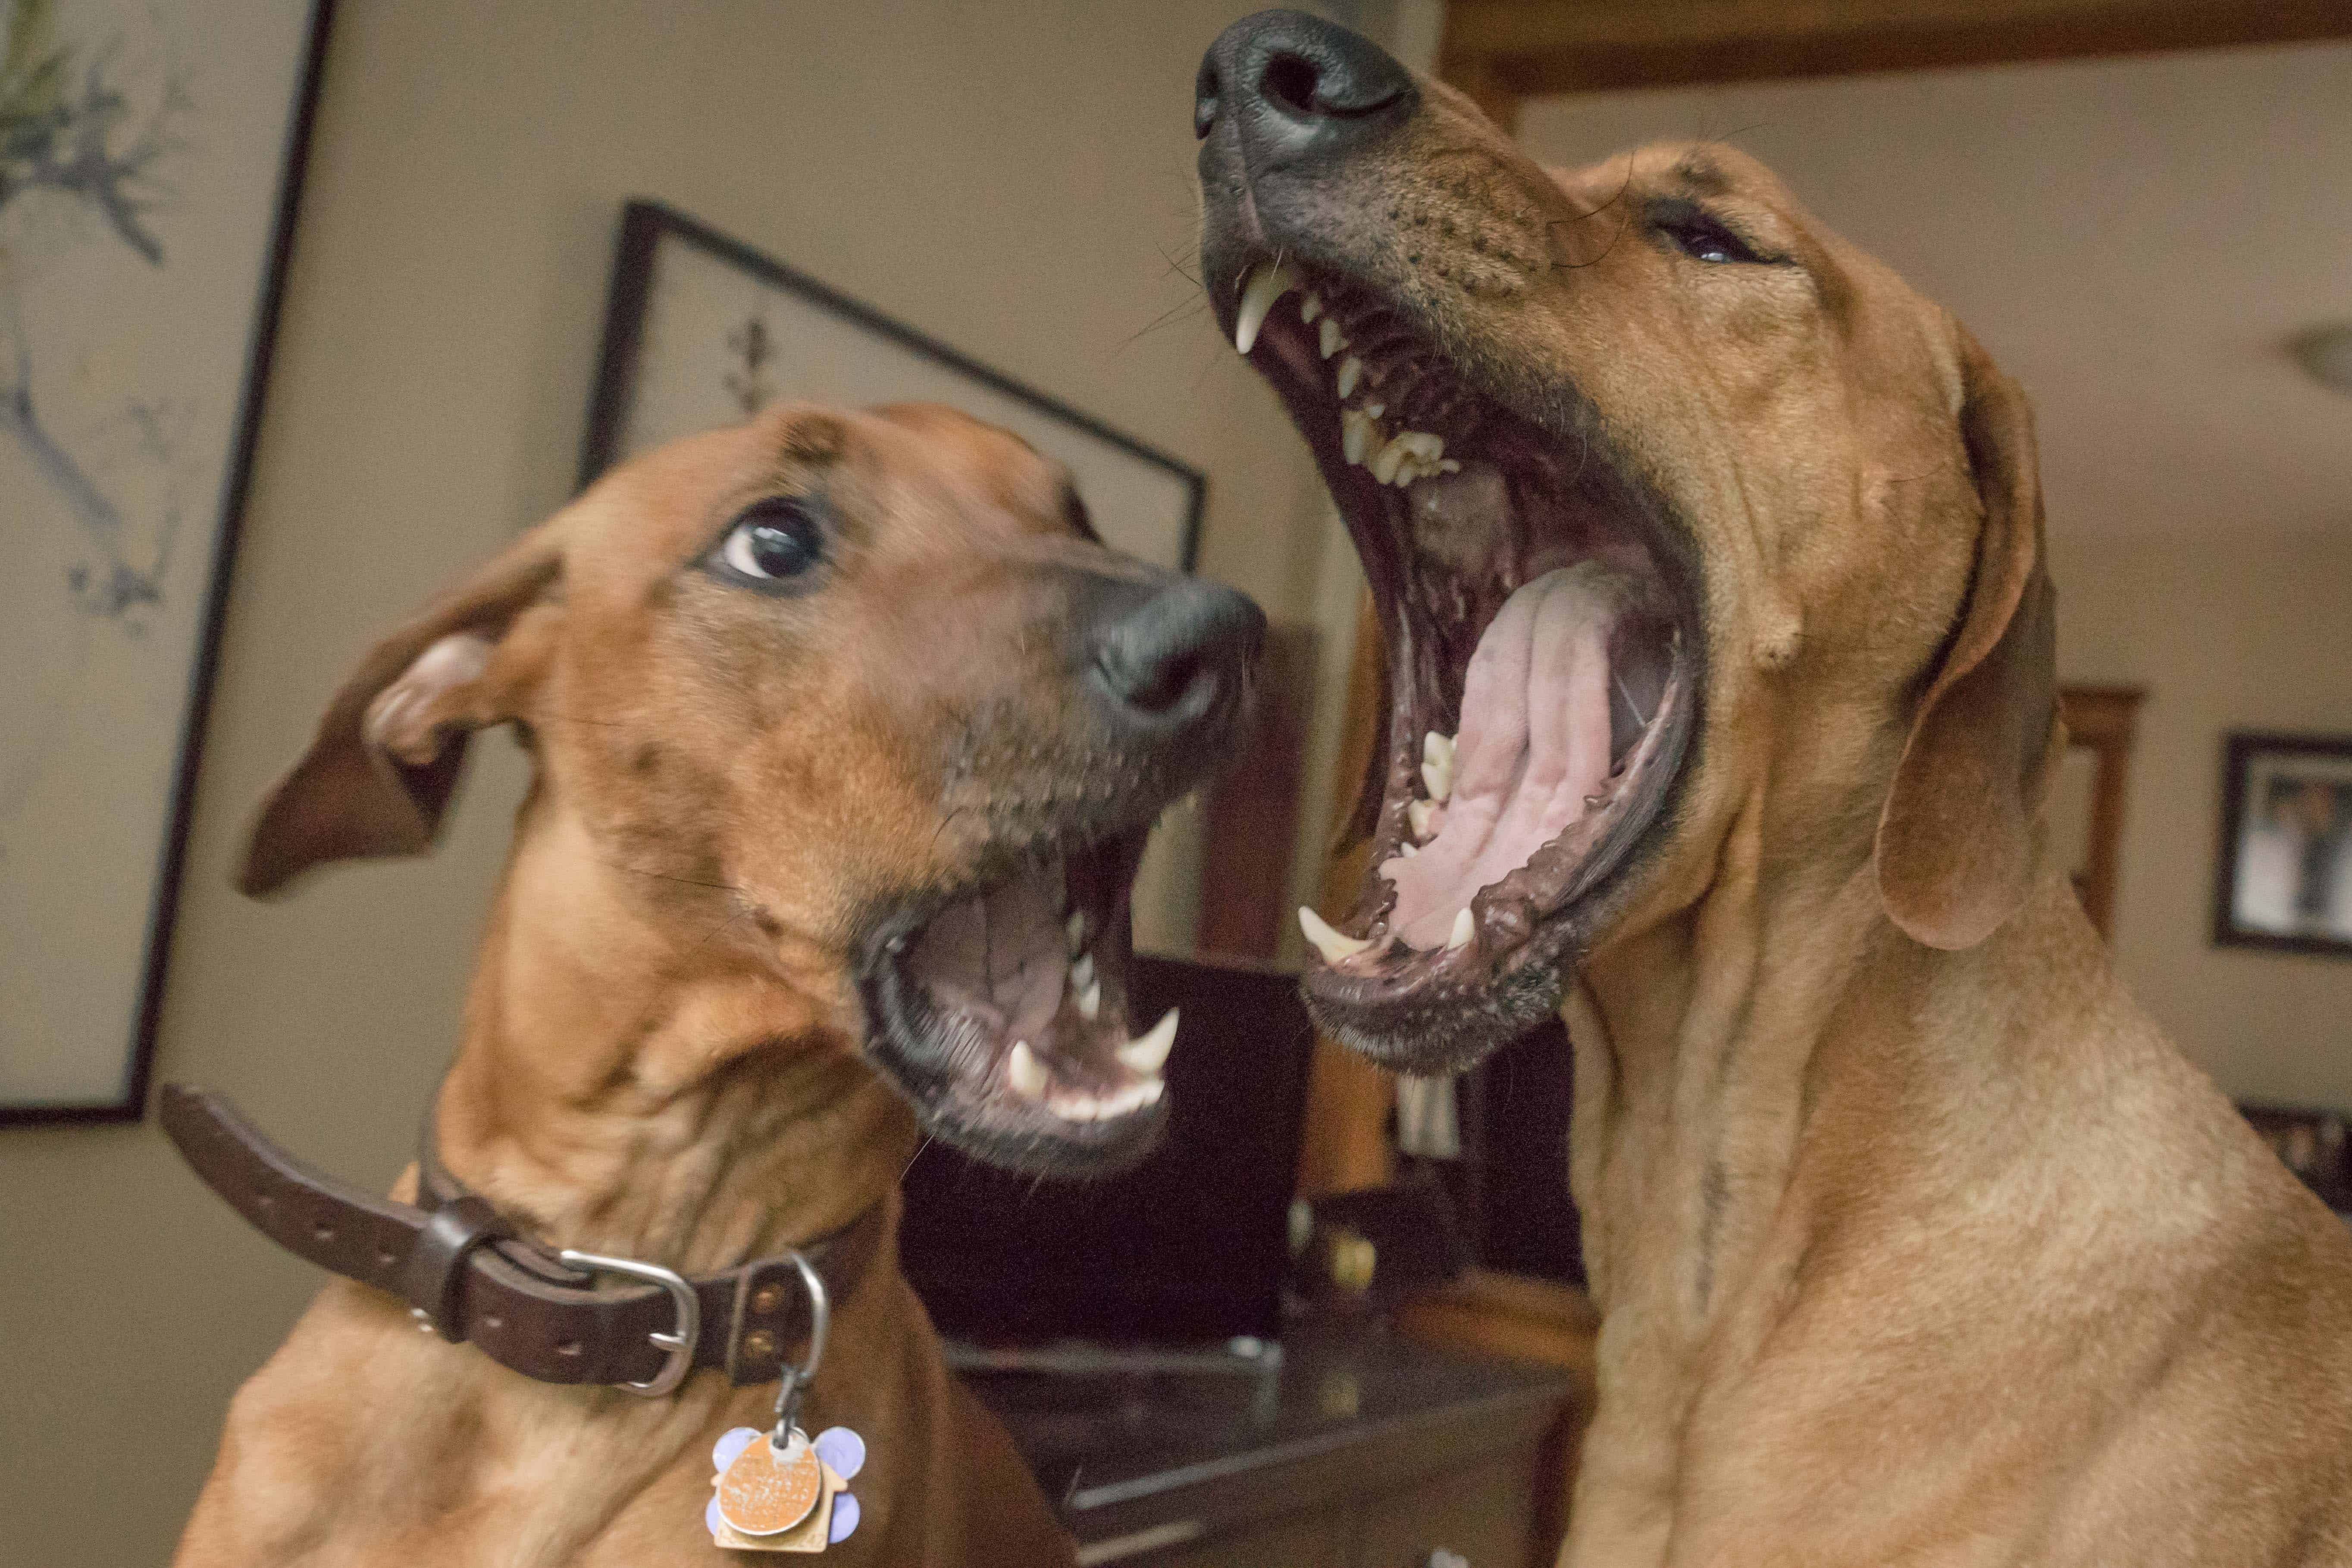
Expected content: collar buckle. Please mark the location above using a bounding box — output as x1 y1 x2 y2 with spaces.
557 1249 701 1397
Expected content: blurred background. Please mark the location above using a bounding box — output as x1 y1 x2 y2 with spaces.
2 3 2348 1562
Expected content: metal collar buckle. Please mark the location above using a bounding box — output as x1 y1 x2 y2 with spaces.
558 1248 701 1398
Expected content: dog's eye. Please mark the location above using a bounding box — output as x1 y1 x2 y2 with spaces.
714 498 822 586
1653 205 1766 266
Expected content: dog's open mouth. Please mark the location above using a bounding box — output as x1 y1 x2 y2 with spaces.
1229 260 1702 1072
861 824 1174 1173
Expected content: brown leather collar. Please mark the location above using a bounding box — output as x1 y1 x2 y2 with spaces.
160 1083 883 1393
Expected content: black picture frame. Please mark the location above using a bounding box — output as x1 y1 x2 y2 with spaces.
2212 731 2352 959
0 0 337 1127
578 200 1204 572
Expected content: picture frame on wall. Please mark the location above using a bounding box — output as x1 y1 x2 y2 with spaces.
579 200 1205 572
0 0 334 1123
2214 732 2352 959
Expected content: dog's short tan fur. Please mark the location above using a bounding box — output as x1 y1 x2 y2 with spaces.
175 404 1100 1566
1215 47 2352 1565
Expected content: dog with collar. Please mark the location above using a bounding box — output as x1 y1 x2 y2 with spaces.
1198 12 2352 1565
169 401 1262 1565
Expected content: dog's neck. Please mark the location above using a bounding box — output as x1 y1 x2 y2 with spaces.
429 810 914 1274
1567 777 1895 1373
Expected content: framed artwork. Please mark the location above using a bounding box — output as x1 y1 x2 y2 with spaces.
580 200 1204 572
0 0 333 1122
2214 732 2352 958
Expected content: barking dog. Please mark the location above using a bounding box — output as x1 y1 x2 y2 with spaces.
1198 12 2352 1566
172 401 1262 1566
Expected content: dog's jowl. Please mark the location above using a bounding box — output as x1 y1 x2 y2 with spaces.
169 401 1261 1568
1200 11 2352 1566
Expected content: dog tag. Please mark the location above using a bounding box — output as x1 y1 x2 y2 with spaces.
708 1425 866 1553
716 1427 824 1536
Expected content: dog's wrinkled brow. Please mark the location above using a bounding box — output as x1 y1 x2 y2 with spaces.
1670 156 1733 197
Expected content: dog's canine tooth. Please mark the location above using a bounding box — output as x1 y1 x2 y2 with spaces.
1400 841 1420 858
1008 1039 1050 1099
1071 951 1095 991
1369 434 1409 485
1447 907 1475 951
1319 316 1346 359
1337 355 1363 397
1299 906 1373 964
1116 1008 1179 1076
1300 291 1324 323
1077 977 1102 1021
1235 260 1300 354
1407 797 1438 841
1424 730 1456 775
1342 407 1376 466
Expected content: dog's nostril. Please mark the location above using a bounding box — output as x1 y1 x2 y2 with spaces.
1260 51 1320 116
1194 57 1221 138
1111 648 1208 716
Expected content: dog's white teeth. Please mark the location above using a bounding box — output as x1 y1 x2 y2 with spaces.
1341 407 1376 466
1071 951 1095 992
1299 906 1373 965
1435 457 1461 473
1369 433 1409 485
1447 907 1475 951
1066 911 1086 954
1319 316 1346 359
1008 1039 1050 1100
1235 260 1300 355
1116 1008 1179 1076
1337 355 1363 397
1363 401 1384 419
1077 976 1102 1021
1421 731 1455 802
1390 431 1444 488
1406 797 1438 841
1300 290 1323 323
1138 1077 1165 1106
1400 841 1420 857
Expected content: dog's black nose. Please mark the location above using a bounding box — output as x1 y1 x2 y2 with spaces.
1088 576 1266 736
1196 9 1417 166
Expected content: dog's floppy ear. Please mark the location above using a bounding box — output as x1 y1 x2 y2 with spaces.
238 525 564 897
1874 330 2063 950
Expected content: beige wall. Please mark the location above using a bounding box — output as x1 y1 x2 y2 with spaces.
2050 528 2352 1107
0 3 1327 1560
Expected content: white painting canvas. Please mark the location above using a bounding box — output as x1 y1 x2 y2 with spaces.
0 0 321 1115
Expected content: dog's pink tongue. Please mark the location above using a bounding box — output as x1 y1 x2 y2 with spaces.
905 866 1068 1046
1380 566 1622 950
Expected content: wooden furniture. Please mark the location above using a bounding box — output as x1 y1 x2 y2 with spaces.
973 1324 1574 1568
1435 0 2352 133
2057 685 2146 940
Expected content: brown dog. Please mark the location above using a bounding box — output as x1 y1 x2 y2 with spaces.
1198 12 2352 1564
173 401 1262 1566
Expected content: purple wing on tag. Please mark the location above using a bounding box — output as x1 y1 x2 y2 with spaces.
705 1494 725 1535
813 1426 866 1482
712 1426 761 1473
829 1491 861 1544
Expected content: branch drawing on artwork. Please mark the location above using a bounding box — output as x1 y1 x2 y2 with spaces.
0 0 188 622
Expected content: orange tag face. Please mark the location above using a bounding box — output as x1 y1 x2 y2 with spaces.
717 1431 824 1537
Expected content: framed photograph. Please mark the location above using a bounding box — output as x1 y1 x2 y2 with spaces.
0 0 333 1122
580 200 1204 571
2214 732 2352 958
